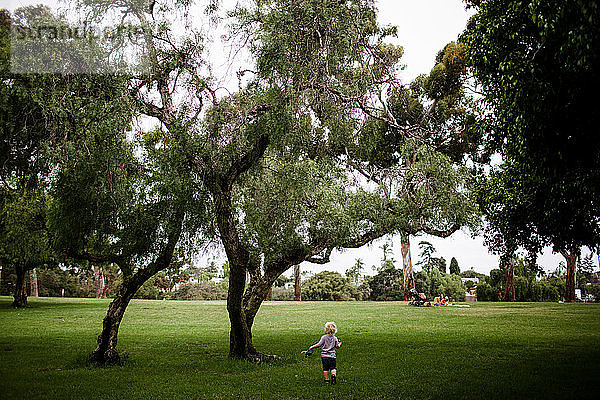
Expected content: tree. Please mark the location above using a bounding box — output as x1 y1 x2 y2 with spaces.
449 257 460 275
378 244 396 271
416 241 436 273
345 41 483 300
462 0 600 302
346 258 364 285
0 187 53 307
201 0 405 358
293 265 301 301
43 0 212 364
0 7 57 307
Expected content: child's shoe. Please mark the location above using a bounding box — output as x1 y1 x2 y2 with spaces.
331 375 336 385
324 380 330 384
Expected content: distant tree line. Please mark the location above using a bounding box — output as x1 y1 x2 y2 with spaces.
477 254 600 302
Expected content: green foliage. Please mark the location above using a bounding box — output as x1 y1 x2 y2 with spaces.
589 283 600 302
415 268 466 301
0 187 52 266
463 0 600 253
272 286 294 301
514 277 561 302
345 258 364 284
169 281 228 301
303 271 359 301
415 241 446 274
368 267 403 300
489 269 504 288
134 279 161 300
477 267 564 302
384 139 481 235
449 257 460 275
475 282 502 302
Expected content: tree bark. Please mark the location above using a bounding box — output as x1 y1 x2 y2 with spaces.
29 268 38 297
265 287 272 301
504 256 515 302
562 248 578 302
90 279 141 364
227 264 256 358
294 264 301 301
94 265 106 299
242 270 280 350
401 233 415 300
89 207 184 364
13 264 28 308
210 184 257 358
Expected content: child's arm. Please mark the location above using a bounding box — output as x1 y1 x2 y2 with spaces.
309 336 325 350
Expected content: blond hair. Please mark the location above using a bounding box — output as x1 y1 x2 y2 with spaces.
324 321 337 335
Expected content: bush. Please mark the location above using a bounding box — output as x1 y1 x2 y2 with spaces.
303 271 359 301
356 282 371 301
476 282 502 301
368 268 403 300
134 279 161 299
415 269 466 301
439 273 466 301
170 281 228 300
272 286 294 300
588 283 600 302
513 277 562 302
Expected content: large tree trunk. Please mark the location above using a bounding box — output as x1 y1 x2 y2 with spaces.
294 264 301 301
94 265 106 299
242 270 281 354
211 185 257 358
13 265 28 308
90 279 142 364
227 265 256 358
562 248 578 303
401 233 415 300
90 207 184 365
29 268 38 297
504 256 515 302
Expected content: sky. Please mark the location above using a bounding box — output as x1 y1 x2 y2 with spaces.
6 0 595 276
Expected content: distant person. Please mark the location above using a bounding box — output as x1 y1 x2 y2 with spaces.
307 321 342 384
441 296 449 305
433 295 441 305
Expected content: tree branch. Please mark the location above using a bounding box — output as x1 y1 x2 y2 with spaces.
306 247 333 264
419 223 461 238
67 250 126 272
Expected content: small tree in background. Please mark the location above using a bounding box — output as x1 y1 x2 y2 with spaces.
346 258 364 285
450 257 460 275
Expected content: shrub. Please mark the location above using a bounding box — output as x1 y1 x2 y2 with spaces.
134 279 160 299
587 283 600 302
170 281 228 300
415 269 466 301
476 282 502 301
369 268 403 300
272 286 294 300
303 271 359 301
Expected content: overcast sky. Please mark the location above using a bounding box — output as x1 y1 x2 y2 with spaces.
6 0 594 276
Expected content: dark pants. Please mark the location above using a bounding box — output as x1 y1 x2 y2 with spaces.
322 357 337 371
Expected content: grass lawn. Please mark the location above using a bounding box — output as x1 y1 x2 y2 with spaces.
0 296 599 399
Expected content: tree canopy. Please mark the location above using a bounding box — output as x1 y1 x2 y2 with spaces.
461 0 600 301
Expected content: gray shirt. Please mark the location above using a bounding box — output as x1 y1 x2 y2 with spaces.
317 334 341 358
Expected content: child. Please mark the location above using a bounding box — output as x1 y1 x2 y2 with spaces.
308 321 342 384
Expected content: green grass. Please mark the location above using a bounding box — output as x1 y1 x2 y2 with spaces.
1 297 599 399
